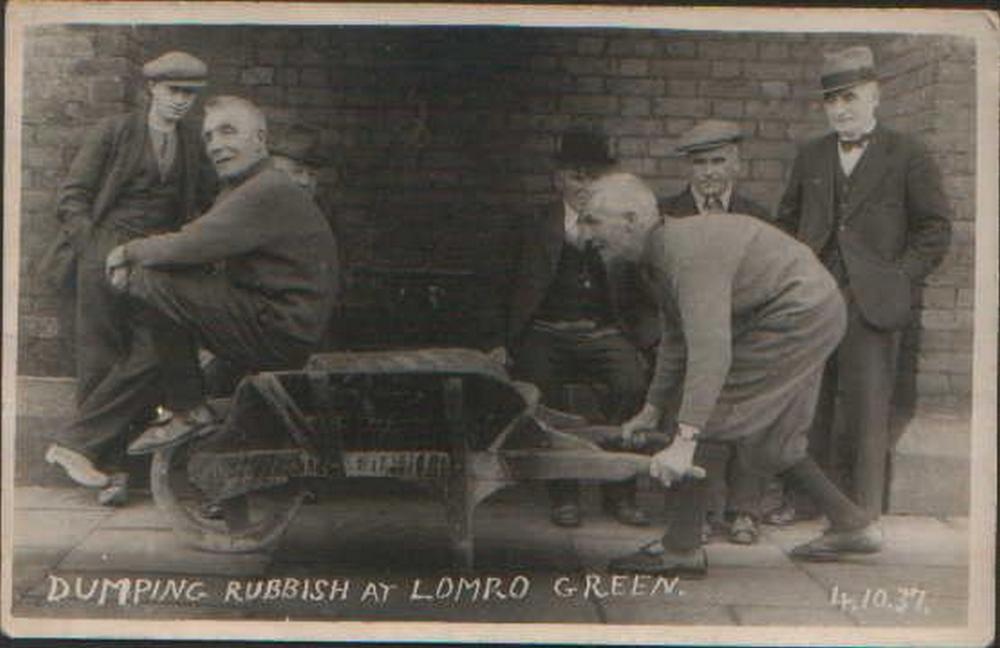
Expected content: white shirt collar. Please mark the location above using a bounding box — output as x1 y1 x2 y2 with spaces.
690 184 733 214
564 201 584 248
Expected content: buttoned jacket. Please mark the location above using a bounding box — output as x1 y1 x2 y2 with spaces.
659 186 771 221
775 126 951 330
504 200 661 351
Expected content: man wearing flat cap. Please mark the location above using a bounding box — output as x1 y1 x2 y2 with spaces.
773 45 951 527
660 119 771 546
660 119 770 221
491 127 659 529
44 51 216 504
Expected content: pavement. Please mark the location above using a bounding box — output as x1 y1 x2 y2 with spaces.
8 479 970 627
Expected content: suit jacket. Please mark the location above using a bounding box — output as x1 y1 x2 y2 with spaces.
503 200 660 351
39 110 216 290
125 160 339 349
659 186 771 221
775 126 951 330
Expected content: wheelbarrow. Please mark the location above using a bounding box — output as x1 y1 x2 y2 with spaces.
149 348 667 568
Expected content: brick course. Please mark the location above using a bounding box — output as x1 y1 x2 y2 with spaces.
16 25 975 414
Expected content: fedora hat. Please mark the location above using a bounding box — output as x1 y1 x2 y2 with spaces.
269 123 327 167
143 51 207 88
672 119 744 157
819 46 878 95
555 128 615 168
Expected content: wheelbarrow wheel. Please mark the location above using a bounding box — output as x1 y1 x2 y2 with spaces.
150 436 305 553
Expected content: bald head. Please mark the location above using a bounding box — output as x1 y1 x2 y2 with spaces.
579 172 660 262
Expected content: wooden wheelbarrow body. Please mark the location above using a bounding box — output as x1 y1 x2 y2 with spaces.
152 348 664 567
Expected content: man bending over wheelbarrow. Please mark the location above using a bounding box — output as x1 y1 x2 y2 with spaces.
103 95 339 456
576 172 882 577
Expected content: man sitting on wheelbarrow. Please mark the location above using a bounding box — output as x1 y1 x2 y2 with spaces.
104 95 340 455
576 172 883 577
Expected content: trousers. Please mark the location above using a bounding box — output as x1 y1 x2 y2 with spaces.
57 225 201 465
512 325 648 505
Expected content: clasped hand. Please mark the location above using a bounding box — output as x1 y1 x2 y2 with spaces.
105 245 130 293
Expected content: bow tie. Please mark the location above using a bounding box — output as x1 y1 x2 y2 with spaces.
839 134 871 152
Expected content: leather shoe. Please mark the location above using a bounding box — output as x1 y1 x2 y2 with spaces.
550 503 582 528
45 444 109 488
97 472 129 507
128 404 215 455
790 523 883 562
609 541 707 578
603 499 651 527
728 513 759 545
762 502 819 527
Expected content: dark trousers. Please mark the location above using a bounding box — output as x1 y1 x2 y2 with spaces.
128 266 313 377
790 292 902 517
512 325 647 505
700 442 765 518
57 226 202 465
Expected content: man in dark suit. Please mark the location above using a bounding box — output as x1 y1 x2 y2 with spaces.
773 46 951 520
43 52 215 502
660 120 771 545
490 128 659 528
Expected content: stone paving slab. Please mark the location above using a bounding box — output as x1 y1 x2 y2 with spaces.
13 508 109 551
14 485 115 512
672 565 834 609
599 599 736 625
796 562 969 601
57 528 273 577
731 603 856 626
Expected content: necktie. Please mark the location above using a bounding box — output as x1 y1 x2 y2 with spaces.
704 194 724 212
839 134 871 152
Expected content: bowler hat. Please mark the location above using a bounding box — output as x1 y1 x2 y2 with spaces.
143 51 207 88
673 119 743 156
555 128 615 168
269 123 327 167
820 46 878 95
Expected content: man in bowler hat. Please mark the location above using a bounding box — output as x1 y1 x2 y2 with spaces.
660 119 771 545
489 128 659 528
44 51 215 504
773 46 951 522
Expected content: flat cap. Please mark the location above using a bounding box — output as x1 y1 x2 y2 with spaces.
269 123 327 166
820 46 878 95
143 51 207 87
555 128 615 168
673 119 743 156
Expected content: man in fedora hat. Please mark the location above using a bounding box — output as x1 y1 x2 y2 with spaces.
659 119 771 545
773 45 951 527
44 51 216 504
489 127 658 528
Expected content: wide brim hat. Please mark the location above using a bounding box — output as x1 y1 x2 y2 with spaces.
554 128 615 168
143 51 208 88
819 45 879 95
269 123 328 167
671 119 744 157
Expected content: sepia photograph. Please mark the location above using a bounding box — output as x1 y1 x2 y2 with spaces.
2 3 996 644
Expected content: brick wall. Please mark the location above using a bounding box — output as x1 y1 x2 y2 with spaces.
16 25 975 413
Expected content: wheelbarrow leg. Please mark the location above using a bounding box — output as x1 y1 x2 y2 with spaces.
444 377 475 570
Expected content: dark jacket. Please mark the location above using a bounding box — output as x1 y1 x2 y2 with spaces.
659 186 771 221
504 201 660 351
124 160 339 349
775 126 951 330
39 110 215 289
